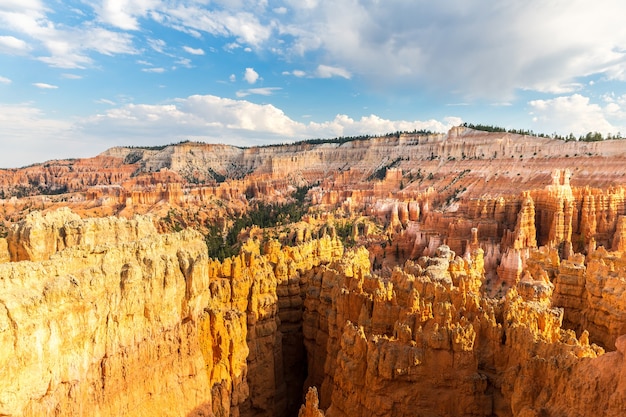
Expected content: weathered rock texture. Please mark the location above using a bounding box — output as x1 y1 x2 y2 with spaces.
0 210 345 417
299 245 626 417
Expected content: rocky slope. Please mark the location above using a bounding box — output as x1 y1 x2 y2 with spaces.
3 128 626 416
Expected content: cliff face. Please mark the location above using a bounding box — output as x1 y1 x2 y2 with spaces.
0 210 346 417
0 216 213 416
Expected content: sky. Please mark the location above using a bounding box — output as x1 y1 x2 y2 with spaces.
1 1 626 168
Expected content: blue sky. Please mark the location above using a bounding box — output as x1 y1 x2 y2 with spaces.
1 0 626 168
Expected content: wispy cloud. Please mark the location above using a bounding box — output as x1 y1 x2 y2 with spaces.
0 3 137 69
0 76 11 84
183 46 204 55
95 98 116 105
33 82 58 89
316 65 351 79
236 87 282 97
93 0 152 30
141 67 166 73
61 73 83 79
0 35 31 54
0 103 83 168
283 69 307 77
175 57 192 68
147 38 166 53
274 1 626 98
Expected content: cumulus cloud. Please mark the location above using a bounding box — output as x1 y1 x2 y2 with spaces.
244 67 259 84
183 46 204 55
0 76 11 84
79 94 302 141
77 94 460 147
308 114 462 138
1 92 461 167
529 94 624 136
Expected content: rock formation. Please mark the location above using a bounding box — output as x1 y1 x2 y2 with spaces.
2 128 626 416
0 210 348 417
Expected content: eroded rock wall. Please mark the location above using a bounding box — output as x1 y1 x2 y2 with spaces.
0 210 346 417
0 221 214 416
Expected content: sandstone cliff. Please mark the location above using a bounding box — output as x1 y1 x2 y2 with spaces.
0 210 345 417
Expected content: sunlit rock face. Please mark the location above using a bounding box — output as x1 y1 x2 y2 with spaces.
3 128 626 416
0 210 346 417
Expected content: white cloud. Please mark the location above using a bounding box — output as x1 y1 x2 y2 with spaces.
529 94 623 136
175 57 192 67
94 0 157 30
229 73 236 82
244 67 259 84
236 87 281 97
316 65 351 79
141 67 166 73
159 7 272 48
0 93 461 167
61 73 83 79
274 0 626 99
0 76 11 84
0 3 137 69
147 38 166 53
0 35 31 54
0 104 94 168
183 46 204 55
79 95 302 140
77 94 460 148
5 0 625 99
283 69 306 77
95 98 116 105
307 114 462 138
33 82 58 89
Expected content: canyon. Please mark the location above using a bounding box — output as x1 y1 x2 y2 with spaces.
2 127 626 416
